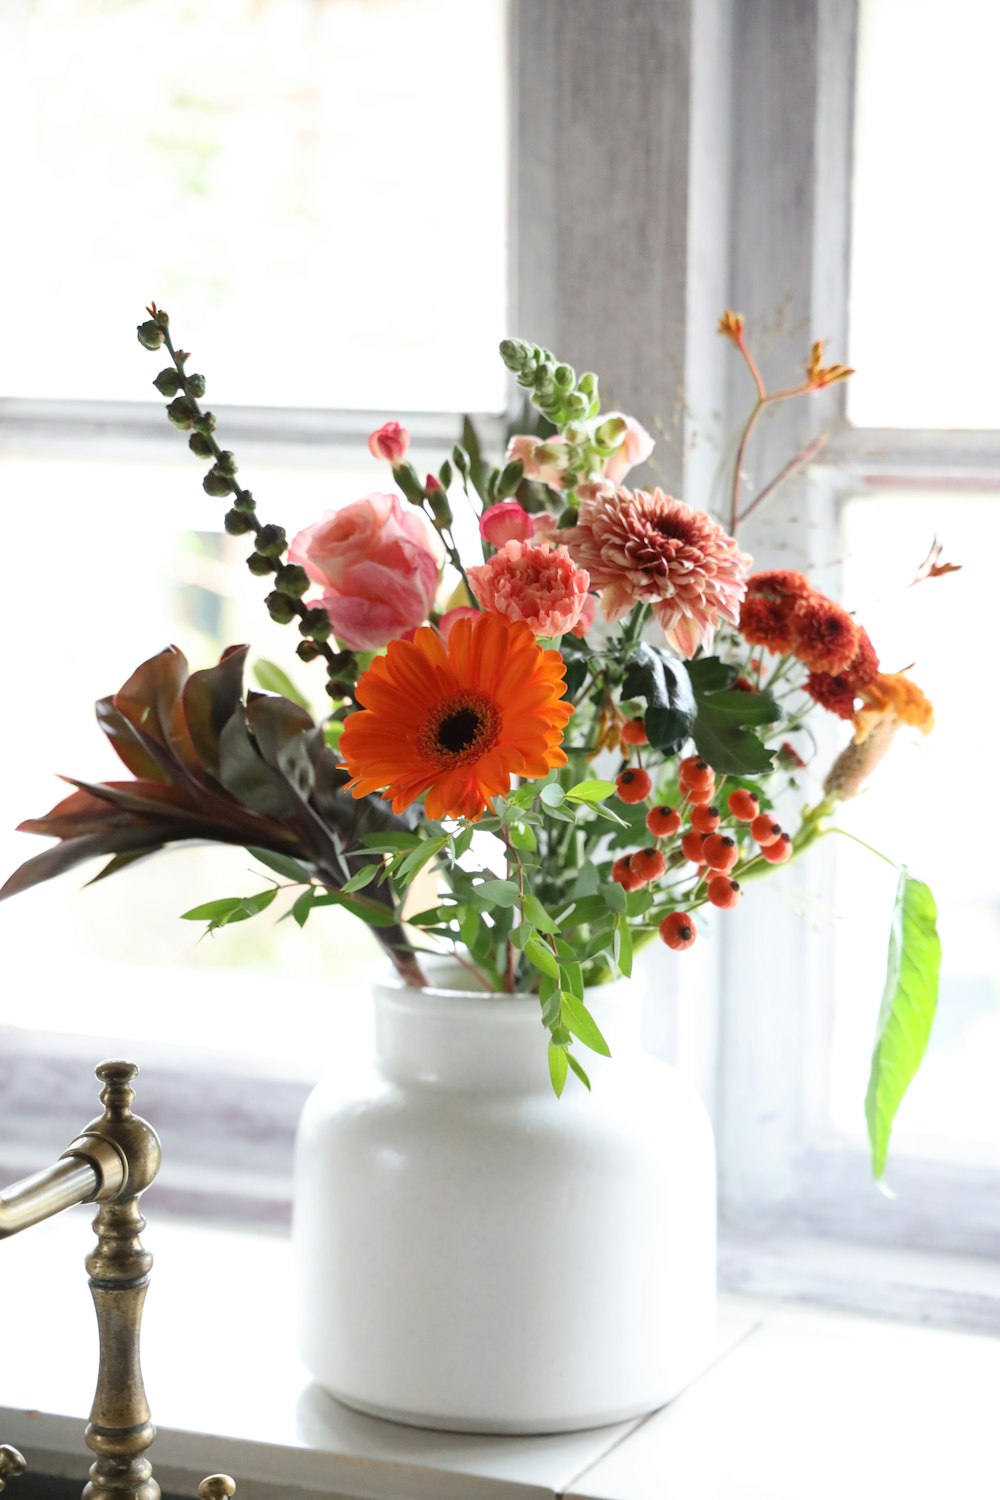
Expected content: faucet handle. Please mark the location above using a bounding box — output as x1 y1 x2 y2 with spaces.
198 1477 236 1499
0 1446 25 1491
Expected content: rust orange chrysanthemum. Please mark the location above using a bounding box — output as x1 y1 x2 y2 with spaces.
339 611 573 820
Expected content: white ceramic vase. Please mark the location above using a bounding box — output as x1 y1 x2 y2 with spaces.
292 966 716 1434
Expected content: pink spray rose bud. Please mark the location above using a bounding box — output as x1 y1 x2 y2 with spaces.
480 499 534 548
467 540 591 637
600 413 654 483
531 512 560 546
288 492 440 652
438 605 480 641
570 593 598 639
368 421 410 465
504 434 571 491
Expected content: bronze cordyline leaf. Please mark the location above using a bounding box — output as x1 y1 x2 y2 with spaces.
0 645 425 984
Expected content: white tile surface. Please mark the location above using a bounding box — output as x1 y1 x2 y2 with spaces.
0 1210 750 1499
567 1300 1000 1500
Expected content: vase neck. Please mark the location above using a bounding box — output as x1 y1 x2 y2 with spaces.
372 979 641 1092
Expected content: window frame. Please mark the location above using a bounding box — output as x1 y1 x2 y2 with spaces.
3 0 998 1297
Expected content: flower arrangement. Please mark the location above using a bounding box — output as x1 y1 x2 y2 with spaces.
1 305 947 1177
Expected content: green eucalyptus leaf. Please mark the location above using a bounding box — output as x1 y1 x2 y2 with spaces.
603 882 628 915
560 991 612 1057
566 1053 592 1091
524 931 560 980
548 1041 568 1097
521 891 559 934
476 878 520 907
565 779 617 804
540 782 567 808
865 873 942 1180
613 912 633 978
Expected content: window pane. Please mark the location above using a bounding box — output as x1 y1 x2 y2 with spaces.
849 0 1000 429
0 452 400 1076
828 494 1000 1163
0 0 508 412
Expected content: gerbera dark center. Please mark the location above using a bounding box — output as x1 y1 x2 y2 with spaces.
419 690 502 766
437 707 482 753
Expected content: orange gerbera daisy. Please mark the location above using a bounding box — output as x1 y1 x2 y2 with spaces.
339 611 573 820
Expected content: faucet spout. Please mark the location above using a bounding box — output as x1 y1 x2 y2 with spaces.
0 1157 99 1239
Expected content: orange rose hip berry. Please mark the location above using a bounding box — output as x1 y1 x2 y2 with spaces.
646 804 681 838
707 875 742 909
621 717 649 746
681 829 706 864
690 803 721 834
630 847 667 884
760 832 793 863
660 911 697 950
616 767 653 803
727 788 760 822
702 833 739 872
611 855 644 891
751 813 783 846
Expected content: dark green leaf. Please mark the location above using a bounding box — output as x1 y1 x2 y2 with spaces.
687 656 739 693
622 644 695 753
865 873 942 1180
292 886 317 927
246 847 312 883
341 864 381 893
253 659 311 709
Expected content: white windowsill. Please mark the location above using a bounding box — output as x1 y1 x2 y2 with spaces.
1 1214 997 1500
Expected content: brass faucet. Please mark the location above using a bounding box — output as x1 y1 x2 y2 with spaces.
0 1061 236 1500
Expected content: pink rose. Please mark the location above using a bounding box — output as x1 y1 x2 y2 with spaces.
368 422 410 465
570 593 597 639
480 500 534 547
289 493 440 651
505 434 571 491
467 540 591 637
600 413 654 483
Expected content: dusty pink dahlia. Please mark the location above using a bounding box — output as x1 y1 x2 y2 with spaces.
467 540 591 637
561 487 752 657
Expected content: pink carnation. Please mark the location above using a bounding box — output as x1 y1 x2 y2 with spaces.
289 492 439 651
480 500 534 547
560 487 751 658
505 434 571 490
368 421 410 465
467 541 591 637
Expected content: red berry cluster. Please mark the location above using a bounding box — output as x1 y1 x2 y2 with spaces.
610 747 793 952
